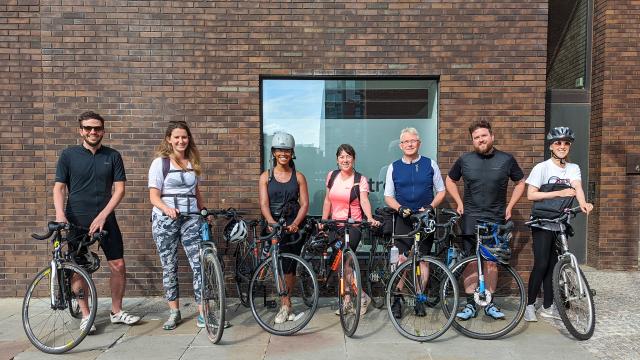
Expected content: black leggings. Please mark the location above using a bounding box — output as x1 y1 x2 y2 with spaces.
527 227 559 308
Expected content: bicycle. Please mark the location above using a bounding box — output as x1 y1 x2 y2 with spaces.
432 209 464 268
385 208 459 342
300 218 370 337
365 207 394 309
249 217 319 335
183 208 244 344
22 222 105 354
443 220 526 340
233 219 262 308
525 206 595 340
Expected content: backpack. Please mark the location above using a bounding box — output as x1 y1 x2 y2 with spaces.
160 157 196 208
327 169 363 219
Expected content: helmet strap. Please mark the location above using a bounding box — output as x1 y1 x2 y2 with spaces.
551 150 567 165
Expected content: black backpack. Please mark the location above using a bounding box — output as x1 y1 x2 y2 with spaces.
327 169 363 219
530 181 576 219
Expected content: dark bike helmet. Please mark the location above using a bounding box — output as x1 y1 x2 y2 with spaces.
224 219 248 243
547 127 576 143
74 251 101 273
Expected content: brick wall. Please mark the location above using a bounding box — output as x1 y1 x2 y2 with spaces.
588 0 640 270
1 0 549 297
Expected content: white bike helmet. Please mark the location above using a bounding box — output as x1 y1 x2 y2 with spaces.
224 219 248 243
271 131 295 151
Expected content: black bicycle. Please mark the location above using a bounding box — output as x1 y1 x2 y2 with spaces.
22 222 105 354
249 218 319 335
233 219 262 308
526 206 595 340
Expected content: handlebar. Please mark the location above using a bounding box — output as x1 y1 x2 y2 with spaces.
183 207 248 219
525 206 583 226
319 218 371 229
31 222 107 246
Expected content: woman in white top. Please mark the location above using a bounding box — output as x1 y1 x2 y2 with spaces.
523 127 593 322
149 121 208 330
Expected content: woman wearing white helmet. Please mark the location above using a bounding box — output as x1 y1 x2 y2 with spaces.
523 127 593 322
258 131 309 324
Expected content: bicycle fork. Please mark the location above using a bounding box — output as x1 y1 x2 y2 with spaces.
558 234 587 300
474 227 492 306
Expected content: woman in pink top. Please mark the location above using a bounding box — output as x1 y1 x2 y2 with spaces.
321 144 380 316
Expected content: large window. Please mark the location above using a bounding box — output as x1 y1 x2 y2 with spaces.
262 78 439 215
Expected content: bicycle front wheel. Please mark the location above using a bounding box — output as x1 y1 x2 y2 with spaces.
367 236 390 309
444 256 526 340
201 249 226 344
249 253 318 336
339 249 361 337
22 262 97 354
553 258 595 340
386 256 458 342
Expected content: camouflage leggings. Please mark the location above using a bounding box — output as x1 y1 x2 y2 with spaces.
152 212 203 304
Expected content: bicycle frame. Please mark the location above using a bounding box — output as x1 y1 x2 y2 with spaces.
473 224 491 306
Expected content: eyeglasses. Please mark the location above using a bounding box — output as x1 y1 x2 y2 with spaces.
81 125 104 132
400 139 420 145
553 140 571 146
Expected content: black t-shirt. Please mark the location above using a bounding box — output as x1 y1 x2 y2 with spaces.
448 149 523 233
55 145 126 221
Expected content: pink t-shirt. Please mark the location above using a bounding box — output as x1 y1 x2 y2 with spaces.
326 171 370 221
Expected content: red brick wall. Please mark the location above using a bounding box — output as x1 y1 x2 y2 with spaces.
1 0 549 297
588 0 640 270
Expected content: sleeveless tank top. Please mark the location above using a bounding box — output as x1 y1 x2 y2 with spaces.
267 170 300 224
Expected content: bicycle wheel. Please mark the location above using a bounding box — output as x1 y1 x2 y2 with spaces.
201 249 225 344
385 256 458 342
366 236 390 309
299 245 322 308
22 262 97 354
234 241 257 308
552 258 595 340
68 288 82 319
339 249 361 337
443 256 526 340
249 253 318 336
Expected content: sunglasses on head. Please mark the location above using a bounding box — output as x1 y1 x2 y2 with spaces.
81 125 104 132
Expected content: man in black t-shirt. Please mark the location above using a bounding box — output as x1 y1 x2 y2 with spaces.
445 120 525 320
54 111 139 333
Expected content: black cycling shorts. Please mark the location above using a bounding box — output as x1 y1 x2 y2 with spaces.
393 215 433 256
68 214 124 261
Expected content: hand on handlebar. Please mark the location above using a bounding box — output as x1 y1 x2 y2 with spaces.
398 206 413 218
163 206 180 219
286 223 299 233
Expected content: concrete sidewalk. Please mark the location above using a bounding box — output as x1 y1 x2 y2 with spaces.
1 296 600 360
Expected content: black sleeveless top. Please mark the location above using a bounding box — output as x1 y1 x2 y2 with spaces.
267 170 300 224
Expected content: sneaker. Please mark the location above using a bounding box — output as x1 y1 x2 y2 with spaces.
335 301 355 316
274 305 292 324
523 304 537 322
540 304 561 320
456 303 478 320
360 293 371 316
163 309 181 330
80 317 97 334
391 295 403 319
414 302 426 317
110 310 141 325
484 302 505 320
196 314 231 328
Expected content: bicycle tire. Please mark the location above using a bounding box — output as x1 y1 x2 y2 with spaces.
366 236 390 309
299 244 323 308
339 249 361 337
552 257 595 340
385 256 458 342
22 262 97 354
249 253 319 336
234 241 256 308
201 249 226 344
444 256 526 340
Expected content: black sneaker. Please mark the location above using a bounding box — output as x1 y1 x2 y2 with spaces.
391 296 402 319
414 302 426 317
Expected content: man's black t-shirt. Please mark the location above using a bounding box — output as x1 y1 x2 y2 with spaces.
55 145 126 222
448 148 523 234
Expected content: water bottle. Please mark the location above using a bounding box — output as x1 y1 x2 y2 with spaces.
447 246 458 267
334 240 343 250
261 242 271 260
390 245 399 272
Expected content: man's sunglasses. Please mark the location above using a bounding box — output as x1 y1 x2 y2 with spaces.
81 125 104 132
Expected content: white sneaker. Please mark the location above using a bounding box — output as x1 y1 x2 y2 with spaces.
274 305 291 324
360 293 371 316
80 317 97 334
524 304 538 322
110 310 141 325
540 304 561 320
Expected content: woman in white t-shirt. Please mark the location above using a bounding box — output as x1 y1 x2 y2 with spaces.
523 127 593 322
149 121 210 330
